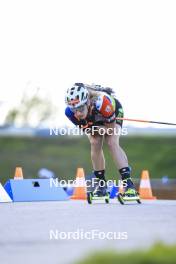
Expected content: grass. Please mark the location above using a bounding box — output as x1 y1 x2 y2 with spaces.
0 135 176 184
76 243 176 264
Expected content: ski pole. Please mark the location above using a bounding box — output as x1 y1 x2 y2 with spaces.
116 117 176 126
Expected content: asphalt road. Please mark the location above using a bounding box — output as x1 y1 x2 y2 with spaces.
0 199 176 264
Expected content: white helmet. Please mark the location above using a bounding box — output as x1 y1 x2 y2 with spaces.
65 83 89 108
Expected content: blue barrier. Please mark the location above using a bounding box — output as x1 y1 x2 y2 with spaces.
107 183 118 198
4 179 69 202
65 186 74 196
0 182 12 203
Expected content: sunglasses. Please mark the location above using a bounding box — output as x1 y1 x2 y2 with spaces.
72 104 87 113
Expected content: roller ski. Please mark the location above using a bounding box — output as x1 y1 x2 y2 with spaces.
87 179 110 204
117 188 141 205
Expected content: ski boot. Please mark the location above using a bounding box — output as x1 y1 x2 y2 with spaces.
117 188 141 205
87 178 110 204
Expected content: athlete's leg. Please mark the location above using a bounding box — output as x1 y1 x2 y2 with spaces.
87 134 105 171
105 124 128 168
87 134 107 195
105 124 135 189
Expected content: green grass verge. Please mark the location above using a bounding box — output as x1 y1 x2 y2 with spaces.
0 135 176 184
76 243 176 264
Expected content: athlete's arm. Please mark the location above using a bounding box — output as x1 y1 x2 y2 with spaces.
65 107 93 129
65 107 81 126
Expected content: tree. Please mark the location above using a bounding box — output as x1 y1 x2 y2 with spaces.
5 88 56 127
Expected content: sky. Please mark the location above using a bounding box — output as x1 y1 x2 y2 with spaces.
0 0 176 128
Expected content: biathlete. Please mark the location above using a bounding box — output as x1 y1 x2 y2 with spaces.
65 83 139 201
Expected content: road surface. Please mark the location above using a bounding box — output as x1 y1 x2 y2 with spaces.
0 199 176 264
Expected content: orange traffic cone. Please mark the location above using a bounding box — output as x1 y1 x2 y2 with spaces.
139 170 156 199
14 167 23 180
71 168 87 200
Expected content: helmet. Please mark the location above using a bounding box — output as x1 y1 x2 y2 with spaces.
65 83 89 108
